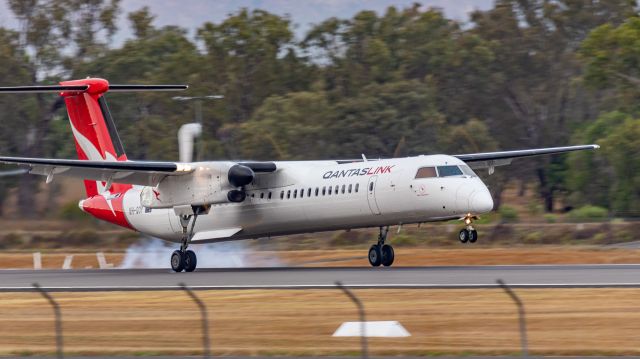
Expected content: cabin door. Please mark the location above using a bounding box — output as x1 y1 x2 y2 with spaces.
367 175 382 215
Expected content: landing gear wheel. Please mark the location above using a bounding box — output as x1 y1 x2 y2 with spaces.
468 229 478 243
171 250 185 272
368 244 382 267
184 250 197 272
459 229 469 243
381 244 395 267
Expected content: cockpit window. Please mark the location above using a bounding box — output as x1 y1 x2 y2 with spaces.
460 165 477 177
437 165 464 177
415 166 437 179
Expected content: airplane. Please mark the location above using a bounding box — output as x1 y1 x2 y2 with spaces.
0 78 599 272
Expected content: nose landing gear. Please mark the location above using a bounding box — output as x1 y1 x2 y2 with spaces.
368 226 395 267
458 213 478 244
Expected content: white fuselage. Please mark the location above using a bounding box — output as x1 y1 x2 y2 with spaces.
120 155 494 243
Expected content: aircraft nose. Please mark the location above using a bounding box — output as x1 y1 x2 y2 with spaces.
471 188 494 214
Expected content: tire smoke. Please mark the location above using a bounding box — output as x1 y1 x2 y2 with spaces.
119 237 281 269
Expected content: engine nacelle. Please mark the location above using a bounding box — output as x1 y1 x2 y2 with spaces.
228 164 255 187
141 162 255 208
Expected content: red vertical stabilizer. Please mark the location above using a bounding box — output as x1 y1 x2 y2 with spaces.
60 78 132 229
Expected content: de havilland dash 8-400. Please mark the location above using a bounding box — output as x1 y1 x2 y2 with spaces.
0 78 599 272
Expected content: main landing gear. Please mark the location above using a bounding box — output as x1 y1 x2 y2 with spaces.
171 206 207 273
458 214 478 244
368 226 395 267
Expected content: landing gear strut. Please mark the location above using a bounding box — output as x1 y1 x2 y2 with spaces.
368 226 394 267
458 214 478 244
171 205 207 273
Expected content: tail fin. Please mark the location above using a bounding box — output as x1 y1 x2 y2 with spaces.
60 79 126 196
0 78 187 197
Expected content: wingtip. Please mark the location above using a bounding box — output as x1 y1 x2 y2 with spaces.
593 144 601 149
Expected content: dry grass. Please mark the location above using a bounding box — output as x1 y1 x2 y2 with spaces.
0 288 639 356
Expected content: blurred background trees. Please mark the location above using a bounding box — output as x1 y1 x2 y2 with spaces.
0 0 638 217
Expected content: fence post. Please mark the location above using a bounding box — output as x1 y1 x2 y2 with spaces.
335 281 368 359
33 283 63 359
180 282 211 359
497 279 529 357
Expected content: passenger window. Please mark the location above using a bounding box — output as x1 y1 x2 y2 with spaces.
322 187 326 196
335 185 339 195
328 186 332 195
307 188 312 197
341 185 346 194
437 165 464 177
287 190 291 199
260 193 264 199
293 189 297 198
268 192 272 199
280 191 284 199
315 188 319 196
355 183 359 193
348 184 352 193
369 182 374 191
300 189 304 198
415 167 437 179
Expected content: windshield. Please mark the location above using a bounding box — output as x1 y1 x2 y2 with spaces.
436 165 463 177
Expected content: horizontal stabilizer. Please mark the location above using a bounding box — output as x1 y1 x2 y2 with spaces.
0 85 89 93
0 84 187 94
108 84 188 92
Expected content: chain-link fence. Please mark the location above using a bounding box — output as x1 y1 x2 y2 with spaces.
2 281 639 357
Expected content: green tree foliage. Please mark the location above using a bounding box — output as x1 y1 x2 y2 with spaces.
468 0 634 211
198 9 313 122
3 0 121 216
237 92 332 160
581 17 640 111
568 112 640 216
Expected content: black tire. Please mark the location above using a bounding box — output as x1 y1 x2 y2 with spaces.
469 230 478 243
184 250 197 272
381 244 395 267
368 244 382 267
171 250 185 272
458 229 469 243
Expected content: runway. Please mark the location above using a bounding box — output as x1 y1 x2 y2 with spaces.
2 264 640 291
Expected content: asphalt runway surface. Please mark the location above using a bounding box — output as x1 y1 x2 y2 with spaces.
2 264 640 291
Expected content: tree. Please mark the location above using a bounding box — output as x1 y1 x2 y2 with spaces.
197 9 312 123
4 0 121 217
236 92 333 160
470 0 635 211
74 25 202 161
581 17 640 113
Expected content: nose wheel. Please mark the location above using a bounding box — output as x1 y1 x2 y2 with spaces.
368 226 395 267
458 214 479 244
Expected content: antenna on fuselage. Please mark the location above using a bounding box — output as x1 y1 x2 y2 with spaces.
361 154 368 162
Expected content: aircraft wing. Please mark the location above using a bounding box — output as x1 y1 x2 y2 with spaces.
454 144 600 170
0 156 193 186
